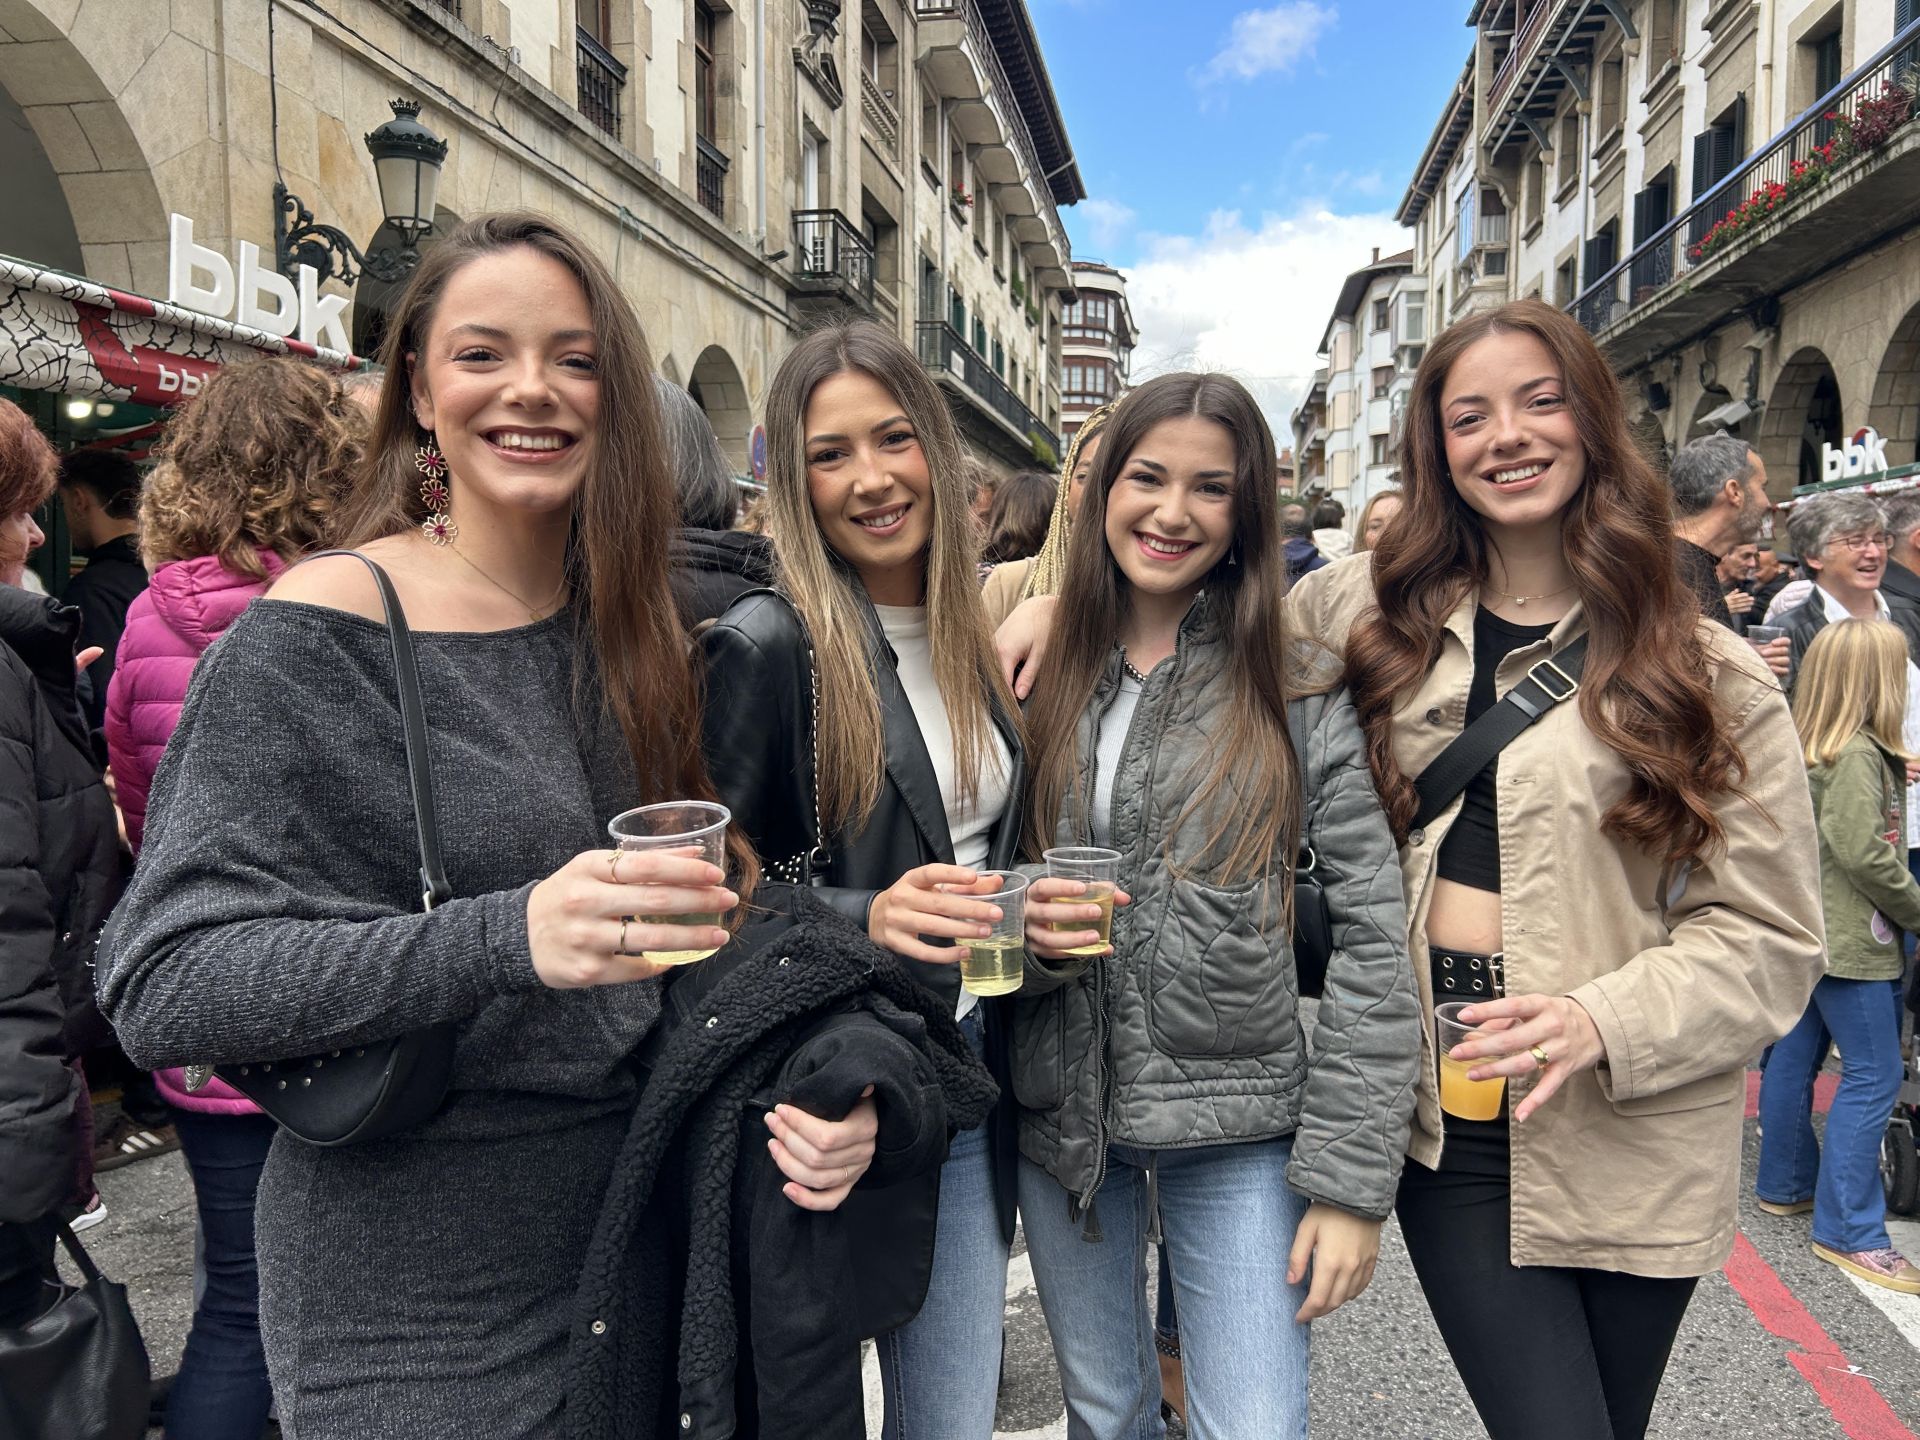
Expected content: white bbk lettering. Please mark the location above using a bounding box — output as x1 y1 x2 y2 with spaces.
167 213 352 354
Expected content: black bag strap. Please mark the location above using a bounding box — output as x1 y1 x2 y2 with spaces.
54 1222 103 1283
310 551 451 910
1411 635 1590 832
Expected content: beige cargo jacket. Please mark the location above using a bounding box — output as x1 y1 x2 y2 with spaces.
1288 554 1824 1276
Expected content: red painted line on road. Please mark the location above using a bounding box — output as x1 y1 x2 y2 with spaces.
1746 1070 1840 1119
1722 1233 1919 1440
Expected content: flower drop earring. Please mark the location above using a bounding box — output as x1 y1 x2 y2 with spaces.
416 434 457 545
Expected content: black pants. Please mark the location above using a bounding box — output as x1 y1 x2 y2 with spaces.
0 1219 59 1327
1396 1120 1697 1440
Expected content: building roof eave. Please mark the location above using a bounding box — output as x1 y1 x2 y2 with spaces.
1316 251 1415 354
978 0 1088 207
1395 56 1475 226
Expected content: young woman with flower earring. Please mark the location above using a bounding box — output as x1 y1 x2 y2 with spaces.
993 300 1824 1440
700 319 1026 1440
98 214 879 1437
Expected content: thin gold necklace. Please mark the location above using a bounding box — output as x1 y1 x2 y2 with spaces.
1484 581 1574 609
448 543 567 622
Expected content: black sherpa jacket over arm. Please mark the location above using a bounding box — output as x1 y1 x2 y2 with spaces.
564 898 998 1440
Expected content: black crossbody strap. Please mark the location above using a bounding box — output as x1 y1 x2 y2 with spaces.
311 550 451 910
1411 635 1590 832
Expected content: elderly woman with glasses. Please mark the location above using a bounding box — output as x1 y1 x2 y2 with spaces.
1777 493 1920 695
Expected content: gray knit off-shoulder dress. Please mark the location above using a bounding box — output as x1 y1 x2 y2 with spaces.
97 599 659 1440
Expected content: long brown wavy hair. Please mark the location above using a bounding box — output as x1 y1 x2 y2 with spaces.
332 212 755 888
764 320 1015 836
144 357 365 577
1023 372 1303 887
1346 299 1744 862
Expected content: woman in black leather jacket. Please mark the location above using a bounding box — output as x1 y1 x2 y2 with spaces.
0 399 123 1329
700 320 1025 1440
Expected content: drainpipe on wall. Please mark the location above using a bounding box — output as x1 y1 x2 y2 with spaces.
754 0 768 247
1757 0 1777 135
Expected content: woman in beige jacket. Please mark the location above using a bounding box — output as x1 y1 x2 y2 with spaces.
995 300 1824 1440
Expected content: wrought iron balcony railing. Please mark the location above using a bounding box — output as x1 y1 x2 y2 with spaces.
792 209 876 310
916 320 1058 455
696 136 729 220
575 28 627 143
1570 18 1918 336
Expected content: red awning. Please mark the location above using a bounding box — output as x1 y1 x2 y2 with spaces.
0 255 364 406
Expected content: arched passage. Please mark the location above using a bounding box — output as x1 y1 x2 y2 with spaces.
0 0 170 292
688 344 749 473
1760 348 1845 494
1868 304 1920 469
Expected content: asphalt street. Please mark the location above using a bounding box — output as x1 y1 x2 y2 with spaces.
78 1081 1920 1439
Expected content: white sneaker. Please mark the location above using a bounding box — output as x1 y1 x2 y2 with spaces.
69 1193 108 1233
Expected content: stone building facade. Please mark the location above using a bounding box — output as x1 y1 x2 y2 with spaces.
1058 257 1134 445
1292 248 1425 511
0 0 1081 481
1395 0 1920 500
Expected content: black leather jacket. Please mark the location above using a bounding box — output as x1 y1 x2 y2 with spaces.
699 588 1027 1242
1780 587 1920 695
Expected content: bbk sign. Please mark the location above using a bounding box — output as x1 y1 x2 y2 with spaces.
166 213 352 354
1821 427 1892 483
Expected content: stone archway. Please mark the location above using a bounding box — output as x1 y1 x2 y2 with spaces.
688 344 749 473
658 354 684 387
1760 347 1845 495
1868 303 1920 469
0 1 172 295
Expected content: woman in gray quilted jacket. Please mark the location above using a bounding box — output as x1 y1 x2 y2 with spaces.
1013 373 1420 1440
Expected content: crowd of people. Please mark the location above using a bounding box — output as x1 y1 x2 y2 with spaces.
6 205 1915 1440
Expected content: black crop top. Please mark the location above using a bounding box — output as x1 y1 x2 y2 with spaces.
1433 606 1558 894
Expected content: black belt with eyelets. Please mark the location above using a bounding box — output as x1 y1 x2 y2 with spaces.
1430 945 1505 1001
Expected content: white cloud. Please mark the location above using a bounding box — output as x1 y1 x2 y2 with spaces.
1120 205 1410 438
1076 197 1138 252
1197 3 1338 87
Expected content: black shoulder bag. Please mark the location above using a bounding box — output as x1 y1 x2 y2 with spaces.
195 552 458 1146
1292 637 1589 999
0 1223 150 1440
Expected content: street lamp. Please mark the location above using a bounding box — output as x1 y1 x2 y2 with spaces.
273 99 449 287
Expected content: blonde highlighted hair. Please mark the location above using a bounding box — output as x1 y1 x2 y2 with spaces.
764 320 1016 835
1795 619 1917 768
143 356 367 577
1018 401 1117 604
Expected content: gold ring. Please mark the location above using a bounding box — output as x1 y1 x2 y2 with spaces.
1529 1044 1553 1068
617 917 633 956
608 850 622 882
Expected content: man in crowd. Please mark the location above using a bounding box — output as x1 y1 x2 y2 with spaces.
1280 503 1325 585
56 450 146 729
1879 492 1920 610
1751 546 1793 617
1717 542 1760 630
1669 434 1771 628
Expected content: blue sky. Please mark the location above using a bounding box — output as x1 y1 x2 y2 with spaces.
1026 0 1480 433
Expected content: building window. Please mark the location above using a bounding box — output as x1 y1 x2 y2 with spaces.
1596 53 1623 140
1402 292 1425 343
1582 218 1619 289
1690 94 1749 236
1372 366 1393 399
693 2 725 219
1371 298 1390 331
1455 188 1475 262
1525 151 1545 230
1647 0 1681 71
1370 435 1389 466
1556 111 1580 195
1555 257 1578 306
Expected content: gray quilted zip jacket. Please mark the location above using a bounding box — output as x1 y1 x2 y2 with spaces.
1012 598 1420 1223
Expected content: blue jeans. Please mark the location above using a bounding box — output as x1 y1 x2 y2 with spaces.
1020 1139 1310 1440
165 1108 277 1440
1756 976 1904 1253
877 1010 1009 1440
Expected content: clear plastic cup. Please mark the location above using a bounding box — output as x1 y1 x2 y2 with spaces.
1435 1001 1506 1121
1042 846 1121 975
608 801 732 965
958 871 1029 997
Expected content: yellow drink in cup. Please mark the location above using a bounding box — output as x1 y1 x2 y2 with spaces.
959 871 1030 997
1434 1001 1507 1121
1042 847 1123 974
607 802 733 965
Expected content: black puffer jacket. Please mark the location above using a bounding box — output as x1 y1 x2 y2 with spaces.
0 586 122 1224
564 900 996 1440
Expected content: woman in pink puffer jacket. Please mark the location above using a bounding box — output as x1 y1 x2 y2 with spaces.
102 357 364 1440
